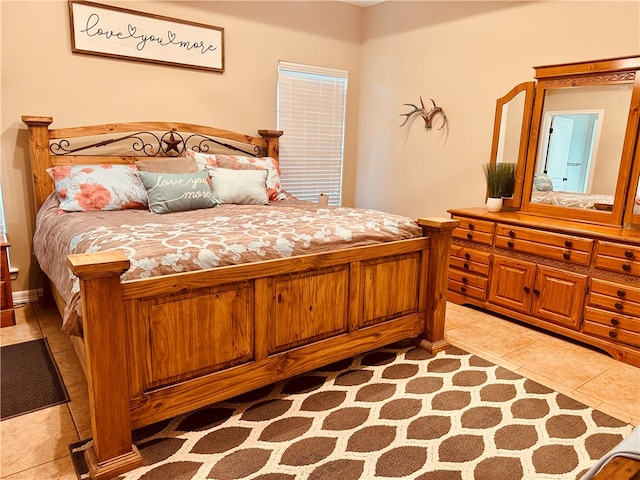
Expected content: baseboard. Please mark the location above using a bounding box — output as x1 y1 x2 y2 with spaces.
13 289 42 306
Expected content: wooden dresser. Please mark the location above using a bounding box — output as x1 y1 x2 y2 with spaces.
448 208 640 367
1 234 15 327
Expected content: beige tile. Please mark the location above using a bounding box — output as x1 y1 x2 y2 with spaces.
445 318 540 357
0 405 79 477
0 305 42 347
576 365 640 420
66 381 92 434
2 456 78 480
51 348 87 389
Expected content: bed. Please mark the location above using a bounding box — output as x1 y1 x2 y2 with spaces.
530 190 615 210
22 115 458 480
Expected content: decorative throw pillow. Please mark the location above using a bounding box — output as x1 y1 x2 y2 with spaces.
47 164 147 212
138 170 217 214
209 168 269 205
213 155 286 201
135 157 199 173
534 173 554 192
185 149 217 171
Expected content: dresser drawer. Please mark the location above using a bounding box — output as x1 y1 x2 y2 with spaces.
595 241 640 277
587 279 640 316
451 216 495 246
449 256 490 276
583 320 640 348
448 279 487 301
584 306 640 333
494 236 592 265
449 269 488 289
590 278 640 303
496 225 594 253
450 245 491 265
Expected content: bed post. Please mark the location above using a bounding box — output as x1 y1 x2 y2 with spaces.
417 217 459 353
21 116 54 212
67 251 143 480
258 130 283 160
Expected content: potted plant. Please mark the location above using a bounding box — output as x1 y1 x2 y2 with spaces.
482 162 516 212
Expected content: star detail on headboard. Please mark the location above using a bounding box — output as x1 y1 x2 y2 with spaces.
162 131 182 155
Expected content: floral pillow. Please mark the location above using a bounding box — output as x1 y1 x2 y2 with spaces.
47 164 147 212
185 149 217 171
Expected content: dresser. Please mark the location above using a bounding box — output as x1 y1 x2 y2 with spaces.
448 208 640 367
1 234 15 327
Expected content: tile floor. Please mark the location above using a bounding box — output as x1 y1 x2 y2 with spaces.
1 301 639 479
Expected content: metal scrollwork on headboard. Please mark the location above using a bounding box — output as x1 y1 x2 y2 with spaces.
50 129 263 157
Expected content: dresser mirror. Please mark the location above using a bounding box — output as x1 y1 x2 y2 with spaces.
489 82 535 208
509 55 640 227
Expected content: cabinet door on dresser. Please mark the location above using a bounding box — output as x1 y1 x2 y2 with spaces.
531 266 588 329
488 256 535 313
488 256 587 328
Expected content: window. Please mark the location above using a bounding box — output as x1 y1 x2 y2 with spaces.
277 61 348 205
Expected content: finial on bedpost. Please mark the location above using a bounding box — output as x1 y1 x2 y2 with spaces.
258 130 283 161
22 116 54 212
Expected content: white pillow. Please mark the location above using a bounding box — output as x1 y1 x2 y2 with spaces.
209 168 269 205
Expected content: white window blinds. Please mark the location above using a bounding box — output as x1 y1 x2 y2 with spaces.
277 61 348 205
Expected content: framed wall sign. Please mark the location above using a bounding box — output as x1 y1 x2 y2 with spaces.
69 1 224 73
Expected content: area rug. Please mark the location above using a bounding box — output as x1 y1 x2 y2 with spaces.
1 338 69 420
69 343 633 480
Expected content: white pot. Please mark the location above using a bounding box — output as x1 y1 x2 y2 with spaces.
486 197 503 213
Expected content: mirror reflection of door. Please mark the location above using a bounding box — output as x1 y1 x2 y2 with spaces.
539 110 603 193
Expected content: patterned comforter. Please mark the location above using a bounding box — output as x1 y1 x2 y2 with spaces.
531 191 614 210
34 194 423 336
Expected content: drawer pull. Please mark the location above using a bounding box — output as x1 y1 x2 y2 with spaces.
464 253 471 260
564 239 572 248
563 252 570 260
523 286 530 294
507 240 514 248
508 230 516 238
468 222 475 230
461 286 467 293
610 318 619 326
625 250 634 259
615 302 623 310
617 290 626 298
467 232 473 240
463 263 470 270
608 330 617 339
461 277 468 284
533 288 540 296
622 263 631 272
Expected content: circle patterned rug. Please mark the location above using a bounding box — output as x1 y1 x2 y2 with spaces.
70 344 633 479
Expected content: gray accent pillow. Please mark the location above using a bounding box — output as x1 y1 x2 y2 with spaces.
138 170 217 214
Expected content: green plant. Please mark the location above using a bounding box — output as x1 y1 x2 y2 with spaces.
482 162 517 198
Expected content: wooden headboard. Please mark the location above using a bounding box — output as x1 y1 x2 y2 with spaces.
21 115 283 212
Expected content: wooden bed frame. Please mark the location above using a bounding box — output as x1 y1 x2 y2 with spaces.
22 115 458 480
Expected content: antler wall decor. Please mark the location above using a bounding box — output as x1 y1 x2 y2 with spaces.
399 96 448 139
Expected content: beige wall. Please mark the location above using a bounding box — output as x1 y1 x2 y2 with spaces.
356 1 639 220
1 1 363 296
1 0 639 298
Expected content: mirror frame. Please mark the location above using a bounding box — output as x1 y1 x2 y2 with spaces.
624 127 640 226
520 56 640 226
488 81 535 208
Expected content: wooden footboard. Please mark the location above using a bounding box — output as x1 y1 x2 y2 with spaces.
67 218 457 479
